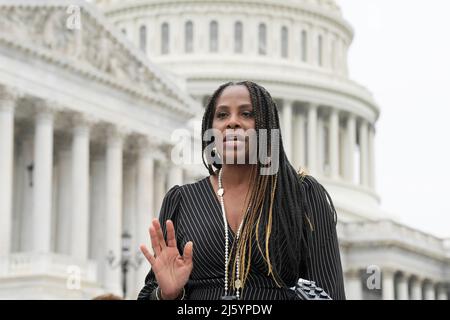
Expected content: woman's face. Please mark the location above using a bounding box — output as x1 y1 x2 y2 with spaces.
212 85 256 164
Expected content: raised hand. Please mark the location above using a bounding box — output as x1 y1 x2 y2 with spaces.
140 218 193 300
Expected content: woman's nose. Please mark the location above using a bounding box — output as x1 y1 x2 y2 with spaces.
226 113 241 129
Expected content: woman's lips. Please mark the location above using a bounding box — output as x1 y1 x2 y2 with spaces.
223 136 245 142
223 140 245 148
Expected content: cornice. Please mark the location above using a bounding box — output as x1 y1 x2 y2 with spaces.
0 0 199 118
101 0 353 40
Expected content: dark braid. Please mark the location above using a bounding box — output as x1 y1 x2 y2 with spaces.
201 81 309 289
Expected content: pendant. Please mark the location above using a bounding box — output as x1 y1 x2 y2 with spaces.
217 188 224 196
235 279 242 289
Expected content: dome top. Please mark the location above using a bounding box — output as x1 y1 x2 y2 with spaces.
292 0 341 13
95 0 342 15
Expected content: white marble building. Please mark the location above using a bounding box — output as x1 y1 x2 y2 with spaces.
0 0 448 299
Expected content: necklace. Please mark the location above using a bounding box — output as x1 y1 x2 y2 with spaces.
217 168 249 300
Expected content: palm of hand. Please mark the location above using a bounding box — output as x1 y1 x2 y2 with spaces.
140 218 194 299
152 245 192 296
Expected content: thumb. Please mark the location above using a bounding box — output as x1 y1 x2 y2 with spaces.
183 241 193 264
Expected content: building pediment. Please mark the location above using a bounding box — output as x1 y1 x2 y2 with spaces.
0 0 198 116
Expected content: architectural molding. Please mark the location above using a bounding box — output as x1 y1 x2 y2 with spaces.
98 0 353 39
0 0 199 118
0 85 21 105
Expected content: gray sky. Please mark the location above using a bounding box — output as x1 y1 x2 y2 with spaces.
337 0 450 238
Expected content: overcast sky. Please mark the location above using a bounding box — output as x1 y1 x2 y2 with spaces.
336 0 450 238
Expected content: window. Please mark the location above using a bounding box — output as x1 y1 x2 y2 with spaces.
258 23 267 55
139 25 147 53
185 21 193 53
209 21 218 52
318 35 323 66
234 21 243 53
281 26 288 58
301 30 307 62
161 22 169 54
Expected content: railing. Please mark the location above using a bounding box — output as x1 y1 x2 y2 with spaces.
342 220 448 259
0 252 97 283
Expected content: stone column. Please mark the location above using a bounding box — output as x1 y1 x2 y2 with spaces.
397 274 409 300
307 103 318 175
410 278 423 300
0 87 17 256
282 100 293 160
382 269 395 300
104 127 124 296
329 108 340 179
135 137 156 297
368 124 376 189
437 285 448 300
424 282 436 300
345 270 363 300
293 109 306 170
308 26 315 65
167 164 184 189
359 119 369 187
71 116 91 261
32 104 55 253
316 114 324 175
345 114 356 183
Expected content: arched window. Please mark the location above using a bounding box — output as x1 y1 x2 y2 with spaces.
234 21 243 53
139 25 147 53
209 20 218 52
161 22 169 55
301 30 307 62
318 34 323 66
258 23 267 55
185 21 193 53
281 26 288 58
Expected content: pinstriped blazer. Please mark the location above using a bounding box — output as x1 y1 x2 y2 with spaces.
137 174 346 300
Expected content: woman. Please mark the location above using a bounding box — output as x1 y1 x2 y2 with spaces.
138 81 345 300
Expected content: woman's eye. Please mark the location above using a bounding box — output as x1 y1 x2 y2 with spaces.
243 111 254 117
216 112 228 119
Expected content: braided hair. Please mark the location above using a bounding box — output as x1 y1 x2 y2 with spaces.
201 81 311 290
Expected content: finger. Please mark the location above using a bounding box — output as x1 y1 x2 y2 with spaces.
140 244 156 267
166 220 177 247
153 219 167 250
182 241 194 264
149 224 161 256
